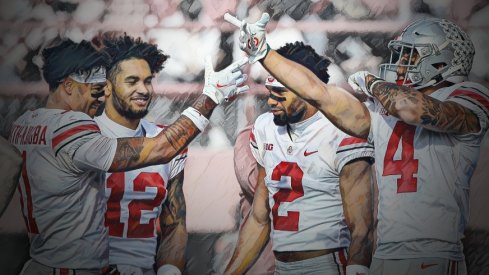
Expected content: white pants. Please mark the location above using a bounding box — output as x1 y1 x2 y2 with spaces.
370 257 467 275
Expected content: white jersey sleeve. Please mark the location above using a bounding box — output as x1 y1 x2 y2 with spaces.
335 136 374 173
53 111 117 172
169 148 188 179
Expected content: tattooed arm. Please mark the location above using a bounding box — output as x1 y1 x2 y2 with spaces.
261 50 371 138
109 95 215 172
156 170 187 272
339 158 374 268
368 78 480 134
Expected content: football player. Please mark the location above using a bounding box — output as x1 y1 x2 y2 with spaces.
224 42 374 275
95 35 186 275
227 13 488 275
10 38 247 274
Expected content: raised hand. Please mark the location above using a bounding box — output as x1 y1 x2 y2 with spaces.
202 56 249 104
224 12 270 63
348 71 384 98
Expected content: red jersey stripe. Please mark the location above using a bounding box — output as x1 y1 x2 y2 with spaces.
449 89 489 111
339 137 368 147
52 124 100 149
250 131 257 143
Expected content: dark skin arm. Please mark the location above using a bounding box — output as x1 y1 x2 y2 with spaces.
339 158 374 267
260 50 371 138
156 170 187 271
368 77 480 134
109 95 216 172
224 165 270 275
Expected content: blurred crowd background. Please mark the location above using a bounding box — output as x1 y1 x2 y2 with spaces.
0 0 489 274
0 0 488 144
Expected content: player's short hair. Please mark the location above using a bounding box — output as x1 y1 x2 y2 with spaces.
103 34 169 82
42 38 110 91
276 41 330 84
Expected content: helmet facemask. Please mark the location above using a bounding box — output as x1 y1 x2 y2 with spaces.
379 18 475 90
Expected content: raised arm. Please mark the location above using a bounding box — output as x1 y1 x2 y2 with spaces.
224 165 271 275
109 94 214 171
0 136 22 217
339 158 374 273
224 12 370 138
261 50 371 138
109 58 249 172
156 170 187 274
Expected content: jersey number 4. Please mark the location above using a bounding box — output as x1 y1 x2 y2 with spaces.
271 162 304 231
383 121 419 193
106 172 166 238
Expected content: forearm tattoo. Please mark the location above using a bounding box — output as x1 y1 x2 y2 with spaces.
372 81 479 133
111 137 146 171
163 116 199 152
161 173 186 230
192 94 217 118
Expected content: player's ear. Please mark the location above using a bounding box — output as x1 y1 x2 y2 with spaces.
105 80 113 97
62 78 74 95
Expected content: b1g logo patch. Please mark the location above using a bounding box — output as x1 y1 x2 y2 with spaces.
264 143 274 151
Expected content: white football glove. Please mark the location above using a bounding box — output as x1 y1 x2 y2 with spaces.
224 13 270 63
348 71 384 98
116 264 143 275
202 56 249 104
157 264 181 275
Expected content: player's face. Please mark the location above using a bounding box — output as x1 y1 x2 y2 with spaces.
110 59 154 119
267 86 307 126
395 48 419 85
71 80 107 118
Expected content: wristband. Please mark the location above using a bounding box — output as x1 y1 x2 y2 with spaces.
346 264 369 275
366 76 385 94
157 264 181 275
181 107 209 132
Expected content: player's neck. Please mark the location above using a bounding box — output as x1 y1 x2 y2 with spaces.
105 104 140 130
299 106 318 122
45 89 71 111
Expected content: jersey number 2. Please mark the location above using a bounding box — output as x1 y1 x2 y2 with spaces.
271 162 304 231
106 172 166 238
383 121 419 193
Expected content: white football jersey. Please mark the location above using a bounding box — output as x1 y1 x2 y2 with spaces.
95 112 187 269
368 82 489 260
9 108 117 269
250 111 374 252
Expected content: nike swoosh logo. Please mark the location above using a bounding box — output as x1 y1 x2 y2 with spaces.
420 263 438 269
216 83 231 88
304 150 318 157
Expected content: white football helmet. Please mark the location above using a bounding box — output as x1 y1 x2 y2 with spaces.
379 18 475 89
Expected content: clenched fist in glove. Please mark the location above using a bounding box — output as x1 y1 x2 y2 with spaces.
224 13 271 63
202 56 249 104
348 71 385 98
